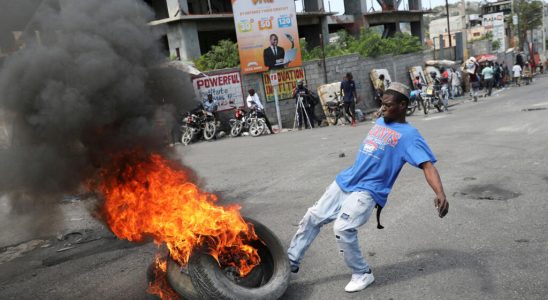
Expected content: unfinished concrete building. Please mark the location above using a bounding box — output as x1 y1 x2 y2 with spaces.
144 0 428 61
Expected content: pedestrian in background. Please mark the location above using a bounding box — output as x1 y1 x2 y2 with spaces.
512 63 522 87
293 80 313 130
373 74 386 119
451 68 461 98
481 62 494 97
464 57 480 102
340 72 358 127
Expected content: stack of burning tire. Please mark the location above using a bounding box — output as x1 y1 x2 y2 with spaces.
149 218 290 300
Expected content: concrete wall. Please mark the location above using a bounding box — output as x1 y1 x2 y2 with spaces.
197 50 434 128
469 40 492 56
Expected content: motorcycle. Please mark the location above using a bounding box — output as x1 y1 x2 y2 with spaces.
324 92 351 125
407 90 425 116
420 85 444 114
180 110 217 145
228 104 267 137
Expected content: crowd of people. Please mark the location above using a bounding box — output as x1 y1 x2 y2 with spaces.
169 53 541 146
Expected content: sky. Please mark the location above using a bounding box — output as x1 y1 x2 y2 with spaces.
294 0 490 14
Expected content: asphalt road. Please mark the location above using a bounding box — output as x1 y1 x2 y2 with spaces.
1 77 547 299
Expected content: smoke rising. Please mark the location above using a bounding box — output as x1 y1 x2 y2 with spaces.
0 0 196 201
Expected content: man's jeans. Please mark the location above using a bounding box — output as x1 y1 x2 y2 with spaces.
287 181 376 274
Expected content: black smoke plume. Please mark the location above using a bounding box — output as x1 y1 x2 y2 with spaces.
0 0 197 203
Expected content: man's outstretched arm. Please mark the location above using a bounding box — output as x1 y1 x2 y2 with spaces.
420 161 449 218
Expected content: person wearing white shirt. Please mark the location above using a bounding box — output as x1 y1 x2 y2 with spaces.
246 89 274 134
512 64 522 86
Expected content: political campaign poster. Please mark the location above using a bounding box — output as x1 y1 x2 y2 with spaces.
192 71 244 111
262 67 305 103
232 0 303 74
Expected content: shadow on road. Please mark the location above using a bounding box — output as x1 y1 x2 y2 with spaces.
284 248 493 299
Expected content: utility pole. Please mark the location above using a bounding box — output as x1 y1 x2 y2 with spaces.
511 0 515 48
461 0 468 58
445 0 453 59
542 4 546 55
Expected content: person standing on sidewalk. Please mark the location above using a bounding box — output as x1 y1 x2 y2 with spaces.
287 82 449 293
340 73 358 127
481 62 495 97
451 68 461 98
512 63 522 87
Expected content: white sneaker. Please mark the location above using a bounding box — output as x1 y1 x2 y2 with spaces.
344 272 375 293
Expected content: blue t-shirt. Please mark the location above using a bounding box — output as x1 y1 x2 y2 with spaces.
340 79 356 102
335 118 436 207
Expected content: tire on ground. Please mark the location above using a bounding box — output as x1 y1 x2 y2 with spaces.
188 217 290 300
166 255 264 300
166 259 201 300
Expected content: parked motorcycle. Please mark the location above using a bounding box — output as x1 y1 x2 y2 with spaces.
324 92 351 125
420 85 444 114
228 104 267 137
180 110 217 145
407 90 425 116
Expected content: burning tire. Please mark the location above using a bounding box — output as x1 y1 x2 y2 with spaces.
167 218 290 300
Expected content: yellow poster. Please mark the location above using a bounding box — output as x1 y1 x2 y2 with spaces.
232 0 303 74
262 67 305 103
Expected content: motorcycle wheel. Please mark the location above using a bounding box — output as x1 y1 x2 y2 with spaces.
326 109 338 125
249 119 266 137
435 103 443 112
406 105 416 116
181 127 194 146
230 121 243 137
203 122 216 141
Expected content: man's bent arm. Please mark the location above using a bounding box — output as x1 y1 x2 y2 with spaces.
421 161 449 218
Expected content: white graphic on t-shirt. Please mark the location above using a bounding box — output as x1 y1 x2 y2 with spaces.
361 125 402 158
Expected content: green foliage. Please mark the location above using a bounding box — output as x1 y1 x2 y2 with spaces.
492 40 501 51
169 53 179 61
301 29 423 61
194 31 423 71
194 39 240 71
515 0 544 46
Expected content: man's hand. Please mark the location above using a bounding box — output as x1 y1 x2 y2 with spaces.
434 195 449 218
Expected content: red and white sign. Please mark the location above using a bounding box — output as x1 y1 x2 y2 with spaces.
269 72 279 86
192 71 244 111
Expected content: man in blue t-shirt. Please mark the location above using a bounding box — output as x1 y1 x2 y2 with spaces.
287 82 449 293
340 72 358 126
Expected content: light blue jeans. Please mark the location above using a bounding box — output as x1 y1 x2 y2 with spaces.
287 181 376 274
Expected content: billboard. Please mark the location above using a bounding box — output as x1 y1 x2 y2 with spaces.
192 71 244 111
262 67 305 103
482 12 505 53
232 0 302 74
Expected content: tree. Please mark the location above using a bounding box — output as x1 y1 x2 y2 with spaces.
300 30 423 61
194 39 240 71
515 0 544 48
492 40 501 51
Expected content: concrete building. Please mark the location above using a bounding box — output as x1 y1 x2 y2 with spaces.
480 0 512 48
143 0 429 61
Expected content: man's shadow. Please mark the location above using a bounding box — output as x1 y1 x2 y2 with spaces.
283 248 494 299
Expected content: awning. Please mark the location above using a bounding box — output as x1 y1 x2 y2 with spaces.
425 60 457 67
475 54 498 63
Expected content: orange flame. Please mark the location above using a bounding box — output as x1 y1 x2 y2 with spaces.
96 151 261 279
147 253 181 300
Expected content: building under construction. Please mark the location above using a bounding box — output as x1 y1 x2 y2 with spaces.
143 0 428 61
